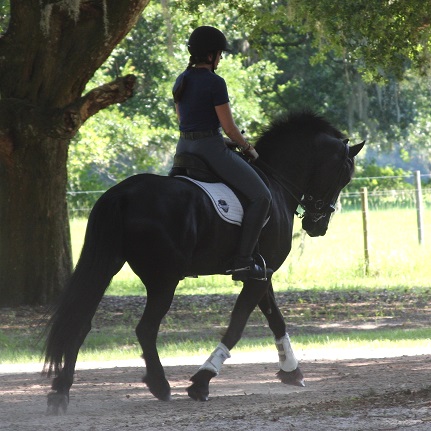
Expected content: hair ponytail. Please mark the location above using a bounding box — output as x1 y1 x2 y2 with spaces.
173 57 197 103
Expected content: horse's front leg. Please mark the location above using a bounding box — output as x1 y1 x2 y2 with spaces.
187 279 268 401
258 283 305 387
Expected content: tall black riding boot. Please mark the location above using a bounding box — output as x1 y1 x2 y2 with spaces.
226 200 273 281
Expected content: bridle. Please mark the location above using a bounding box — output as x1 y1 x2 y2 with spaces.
256 141 351 223
300 143 351 222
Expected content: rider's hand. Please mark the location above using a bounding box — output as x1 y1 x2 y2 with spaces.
224 137 237 149
242 143 259 162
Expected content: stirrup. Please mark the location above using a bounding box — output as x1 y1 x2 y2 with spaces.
226 254 272 282
252 253 273 281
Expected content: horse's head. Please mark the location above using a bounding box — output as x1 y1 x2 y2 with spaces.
301 139 365 237
255 111 365 237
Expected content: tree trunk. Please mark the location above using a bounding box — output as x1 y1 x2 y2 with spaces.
0 102 72 305
0 0 150 305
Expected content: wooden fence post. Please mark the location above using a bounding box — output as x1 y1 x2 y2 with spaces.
414 170 424 245
361 187 370 275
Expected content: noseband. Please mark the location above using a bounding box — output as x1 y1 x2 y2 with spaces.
299 195 336 222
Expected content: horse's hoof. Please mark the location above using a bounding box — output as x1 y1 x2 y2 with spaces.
143 374 172 401
187 369 215 401
187 382 209 401
276 367 305 387
46 392 69 415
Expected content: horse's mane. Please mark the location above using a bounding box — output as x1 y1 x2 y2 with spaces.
255 111 345 150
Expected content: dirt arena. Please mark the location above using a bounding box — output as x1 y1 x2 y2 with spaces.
1 291 430 430
1 352 430 431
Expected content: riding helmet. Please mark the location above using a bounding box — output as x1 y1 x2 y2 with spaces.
187 26 230 56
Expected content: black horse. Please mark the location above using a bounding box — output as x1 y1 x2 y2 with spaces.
44 111 364 414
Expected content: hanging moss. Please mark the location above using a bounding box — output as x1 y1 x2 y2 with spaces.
40 3 53 36
40 0 81 36
61 0 81 22
40 1 109 37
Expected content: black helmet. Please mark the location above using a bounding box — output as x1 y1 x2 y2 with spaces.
187 26 229 57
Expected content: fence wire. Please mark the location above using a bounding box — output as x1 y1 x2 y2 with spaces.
67 177 431 283
340 188 431 212
67 188 431 216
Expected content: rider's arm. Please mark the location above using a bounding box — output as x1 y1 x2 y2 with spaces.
215 103 249 150
175 103 180 122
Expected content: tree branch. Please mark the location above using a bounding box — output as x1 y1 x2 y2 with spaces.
76 74 137 122
52 74 137 138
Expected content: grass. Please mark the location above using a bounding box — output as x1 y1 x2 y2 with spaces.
2 327 429 365
78 327 430 361
1 283 430 365
1 206 430 366
71 206 431 295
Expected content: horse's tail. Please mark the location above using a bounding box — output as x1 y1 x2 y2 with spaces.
43 190 126 377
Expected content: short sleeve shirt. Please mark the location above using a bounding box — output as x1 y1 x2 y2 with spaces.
173 68 229 132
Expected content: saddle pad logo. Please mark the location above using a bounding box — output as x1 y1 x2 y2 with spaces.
217 199 229 213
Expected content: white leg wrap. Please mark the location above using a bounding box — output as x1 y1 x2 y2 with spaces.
276 333 298 372
198 343 231 375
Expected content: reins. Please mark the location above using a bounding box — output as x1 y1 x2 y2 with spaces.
254 142 350 221
254 158 305 217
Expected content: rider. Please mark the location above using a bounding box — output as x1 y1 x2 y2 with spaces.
172 26 272 281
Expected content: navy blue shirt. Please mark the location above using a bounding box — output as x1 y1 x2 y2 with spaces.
173 68 230 132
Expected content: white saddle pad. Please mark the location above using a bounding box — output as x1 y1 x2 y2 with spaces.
176 176 244 226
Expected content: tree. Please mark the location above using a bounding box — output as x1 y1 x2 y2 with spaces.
182 0 431 81
2 0 431 306
286 0 431 82
0 1 151 305
67 1 279 196
68 1 431 196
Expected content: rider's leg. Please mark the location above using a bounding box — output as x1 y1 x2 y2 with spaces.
228 197 272 281
176 136 272 280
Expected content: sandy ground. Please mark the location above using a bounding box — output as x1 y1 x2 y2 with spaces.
1 349 431 431
1 291 430 430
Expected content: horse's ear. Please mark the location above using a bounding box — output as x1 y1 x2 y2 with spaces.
348 140 365 158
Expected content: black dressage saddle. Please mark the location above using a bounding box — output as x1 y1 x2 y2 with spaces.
168 151 270 189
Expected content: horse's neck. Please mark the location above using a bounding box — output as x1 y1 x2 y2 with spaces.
259 157 306 206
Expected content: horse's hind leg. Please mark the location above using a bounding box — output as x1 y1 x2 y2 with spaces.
46 321 92 415
258 283 305 387
135 277 178 401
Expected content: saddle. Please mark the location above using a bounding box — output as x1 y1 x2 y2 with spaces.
168 152 270 188
169 153 222 183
